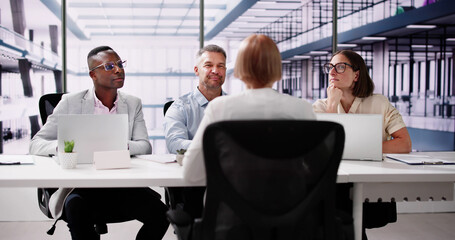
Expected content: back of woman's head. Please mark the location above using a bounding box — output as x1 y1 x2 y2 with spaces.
332 50 374 97
234 34 282 87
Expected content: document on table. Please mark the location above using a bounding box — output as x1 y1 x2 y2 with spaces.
386 154 455 165
136 154 177 164
0 155 34 165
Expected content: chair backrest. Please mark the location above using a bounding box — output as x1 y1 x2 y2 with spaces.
200 120 345 240
162 99 184 210
163 100 174 116
39 93 64 125
37 93 63 219
36 92 109 234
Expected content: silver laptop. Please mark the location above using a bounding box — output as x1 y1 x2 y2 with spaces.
316 113 383 161
57 114 129 164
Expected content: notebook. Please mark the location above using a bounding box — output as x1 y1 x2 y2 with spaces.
57 114 129 164
386 154 455 165
316 113 383 161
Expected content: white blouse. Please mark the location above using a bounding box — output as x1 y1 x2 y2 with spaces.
182 88 316 184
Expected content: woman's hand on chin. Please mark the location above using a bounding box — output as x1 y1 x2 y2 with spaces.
326 84 342 113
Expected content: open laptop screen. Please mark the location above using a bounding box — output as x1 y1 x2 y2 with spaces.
57 114 128 164
316 113 383 161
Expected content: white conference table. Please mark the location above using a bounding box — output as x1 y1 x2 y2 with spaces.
341 151 455 240
0 155 199 188
1 152 455 240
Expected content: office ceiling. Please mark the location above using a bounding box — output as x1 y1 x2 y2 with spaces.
64 0 229 39
36 0 303 41
1 0 455 72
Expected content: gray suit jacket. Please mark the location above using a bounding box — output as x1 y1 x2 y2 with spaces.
29 89 152 219
30 88 152 156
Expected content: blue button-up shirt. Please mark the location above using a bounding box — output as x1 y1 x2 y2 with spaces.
163 87 226 154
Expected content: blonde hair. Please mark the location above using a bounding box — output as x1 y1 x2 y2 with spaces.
234 34 282 87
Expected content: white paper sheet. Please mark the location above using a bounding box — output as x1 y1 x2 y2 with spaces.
0 155 34 165
136 154 177 164
386 154 454 165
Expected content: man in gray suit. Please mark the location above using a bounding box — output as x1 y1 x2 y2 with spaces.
29 46 169 240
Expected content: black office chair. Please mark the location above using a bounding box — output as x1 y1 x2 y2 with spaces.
167 120 350 240
38 93 63 125
163 100 205 217
163 100 184 209
36 93 109 235
37 93 63 219
163 100 179 206
163 100 174 117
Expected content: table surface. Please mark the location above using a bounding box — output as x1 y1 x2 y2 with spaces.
3 152 453 240
341 152 455 182
0 152 454 188
0 155 193 188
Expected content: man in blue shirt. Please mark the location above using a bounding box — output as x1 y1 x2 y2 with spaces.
163 45 227 218
164 45 227 153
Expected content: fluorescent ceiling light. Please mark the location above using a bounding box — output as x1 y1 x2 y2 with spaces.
248 8 266 12
282 60 291 63
231 21 249 25
412 45 433 48
293 55 311 59
309 51 329 55
447 38 455 41
238 16 255 20
338 44 357 47
361 36 386 41
255 1 278 5
406 25 436 29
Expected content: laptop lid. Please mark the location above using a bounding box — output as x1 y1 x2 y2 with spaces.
57 114 128 164
316 113 383 161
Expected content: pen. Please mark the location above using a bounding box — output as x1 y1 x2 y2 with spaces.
0 162 21 165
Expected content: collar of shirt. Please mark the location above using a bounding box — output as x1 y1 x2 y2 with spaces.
194 87 227 108
93 90 119 114
337 97 362 113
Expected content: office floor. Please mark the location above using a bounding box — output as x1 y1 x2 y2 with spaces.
0 212 454 239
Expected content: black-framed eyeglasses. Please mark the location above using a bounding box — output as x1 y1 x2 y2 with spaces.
90 60 127 72
323 62 356 74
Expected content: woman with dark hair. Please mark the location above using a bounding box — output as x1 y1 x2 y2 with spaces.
313 50 412 153
314 50 412 239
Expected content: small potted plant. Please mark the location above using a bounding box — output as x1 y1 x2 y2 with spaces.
59 140 77 169
176 149 186 166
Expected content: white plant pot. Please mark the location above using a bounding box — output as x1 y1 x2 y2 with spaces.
176 154 184 166
59 152 78 169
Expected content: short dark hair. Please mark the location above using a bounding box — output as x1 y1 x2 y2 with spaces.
87 46 115 69
87 46 114 60
196 44 226 60
332 50 374 98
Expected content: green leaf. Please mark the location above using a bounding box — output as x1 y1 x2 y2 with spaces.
64 140 75 153
176 149 187 155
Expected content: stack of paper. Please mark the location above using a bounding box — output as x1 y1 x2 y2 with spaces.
386 154 454 165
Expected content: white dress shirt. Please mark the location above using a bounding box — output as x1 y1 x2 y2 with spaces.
163 87 226 154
